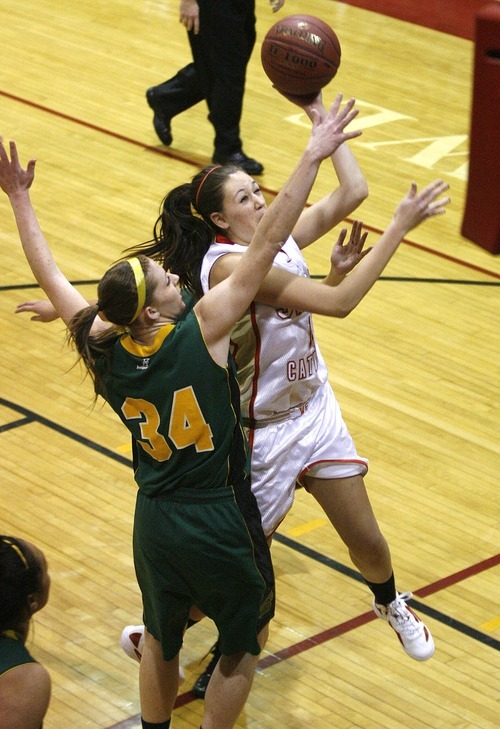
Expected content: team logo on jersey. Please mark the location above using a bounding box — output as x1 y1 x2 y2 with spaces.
259 588 275 619
276 307 303 319
137 358 150 371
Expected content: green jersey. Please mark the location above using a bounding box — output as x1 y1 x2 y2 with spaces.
0 632 42 728
0 631 37 676
96 309 250 497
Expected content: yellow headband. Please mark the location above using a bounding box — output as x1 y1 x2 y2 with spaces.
127 257 147 323
1 538 29 570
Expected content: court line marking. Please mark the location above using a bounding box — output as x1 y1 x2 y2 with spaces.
2 275 500 296
1 397 498 729
2 88 500 281
286 518 329 536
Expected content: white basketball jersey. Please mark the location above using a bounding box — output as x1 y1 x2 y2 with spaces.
200 235 328 423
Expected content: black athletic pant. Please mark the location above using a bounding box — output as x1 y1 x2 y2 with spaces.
149 0 256 157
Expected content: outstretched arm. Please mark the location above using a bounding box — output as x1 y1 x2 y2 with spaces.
210 179 450 318
0 140 108 331
277 91 368 248
326 179 450 314
196 94 361 364
283 179 451 316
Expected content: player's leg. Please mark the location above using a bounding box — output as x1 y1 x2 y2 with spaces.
201 625 268 729
305 473 392 582
299 384 391 582
192 640 222 699
146 63 205 146
304 473 434 660
193 0 263 173
139 628 181 726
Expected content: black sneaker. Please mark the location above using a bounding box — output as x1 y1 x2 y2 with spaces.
212 151 264 176
191 641 222 699
146 88 173 147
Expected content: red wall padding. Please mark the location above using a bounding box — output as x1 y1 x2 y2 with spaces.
461 3 500 254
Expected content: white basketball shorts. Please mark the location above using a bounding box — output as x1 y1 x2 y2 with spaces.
247 382 368 537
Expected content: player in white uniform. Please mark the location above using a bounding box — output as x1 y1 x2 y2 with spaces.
200 233 368 538
185 93 447 669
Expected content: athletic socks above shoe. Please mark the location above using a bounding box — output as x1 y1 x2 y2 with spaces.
141 719 171 729
365 572 397 607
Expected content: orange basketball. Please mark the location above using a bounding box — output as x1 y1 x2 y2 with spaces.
261 15 341 97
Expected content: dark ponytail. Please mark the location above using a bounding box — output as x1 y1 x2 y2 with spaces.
127 164 241 299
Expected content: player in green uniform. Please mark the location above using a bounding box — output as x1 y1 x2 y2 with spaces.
0 95 361 728
0 536 51 729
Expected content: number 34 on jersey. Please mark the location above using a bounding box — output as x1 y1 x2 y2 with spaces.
121 387 214 462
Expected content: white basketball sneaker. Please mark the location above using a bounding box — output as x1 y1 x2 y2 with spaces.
373 592 435 661
120 624 185 682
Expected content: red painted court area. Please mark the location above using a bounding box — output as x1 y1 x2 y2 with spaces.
338 0 496 40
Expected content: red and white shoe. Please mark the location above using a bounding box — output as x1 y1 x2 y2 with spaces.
373 592 435 661
120 625 144 663
120 624 185 682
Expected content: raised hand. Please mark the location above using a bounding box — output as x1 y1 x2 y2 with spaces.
0 139 36 198
393 179 451 234
307 94 362 161
329 220 372 278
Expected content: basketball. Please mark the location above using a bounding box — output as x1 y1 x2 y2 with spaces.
261 15 341 97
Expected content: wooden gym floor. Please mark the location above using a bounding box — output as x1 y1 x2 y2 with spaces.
1 0 499 727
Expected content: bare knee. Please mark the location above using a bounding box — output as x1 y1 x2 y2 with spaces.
349 529 389 565
218 624 269 676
